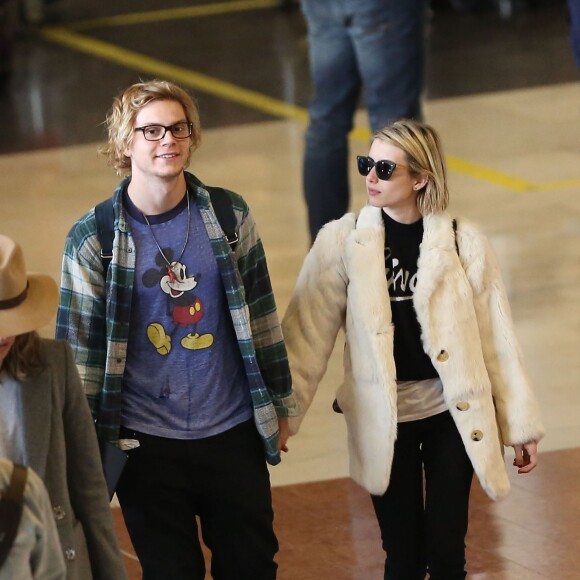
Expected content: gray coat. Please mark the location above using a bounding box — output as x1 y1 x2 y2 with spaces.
0 457 66 579
20 338 127 580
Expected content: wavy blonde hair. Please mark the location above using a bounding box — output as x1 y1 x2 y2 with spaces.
374 120 449 215
2 332 45 380
99 79 202 175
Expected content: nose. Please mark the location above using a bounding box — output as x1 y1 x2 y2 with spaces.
161 128 177 143
366 166 378 183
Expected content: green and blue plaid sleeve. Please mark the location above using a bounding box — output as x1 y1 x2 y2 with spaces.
56 210 107 417
235 204 299 417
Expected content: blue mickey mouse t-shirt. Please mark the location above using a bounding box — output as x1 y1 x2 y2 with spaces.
121 189 252 439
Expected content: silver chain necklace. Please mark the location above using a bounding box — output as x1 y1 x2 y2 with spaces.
141 191 191 267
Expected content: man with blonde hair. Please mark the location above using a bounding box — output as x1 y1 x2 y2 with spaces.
57 79 298 580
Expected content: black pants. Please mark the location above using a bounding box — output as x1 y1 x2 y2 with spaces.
371 411 474 580
116 420 278 580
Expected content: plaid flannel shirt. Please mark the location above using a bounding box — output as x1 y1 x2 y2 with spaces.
56 172 298 465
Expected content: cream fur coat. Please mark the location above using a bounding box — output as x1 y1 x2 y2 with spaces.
282 206 544 500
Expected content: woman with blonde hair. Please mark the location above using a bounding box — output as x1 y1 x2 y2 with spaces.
282 120 544 578
0 235 127 579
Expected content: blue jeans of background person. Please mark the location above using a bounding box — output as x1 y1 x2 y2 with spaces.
568 0 580 67
302 0 427 242
371 411 474 580
116 420 278 580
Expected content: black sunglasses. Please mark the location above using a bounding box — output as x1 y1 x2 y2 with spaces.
357 156 403 181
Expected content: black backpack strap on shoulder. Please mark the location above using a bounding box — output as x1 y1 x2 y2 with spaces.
94 188 239 269
95 197 115 275
0 464 28 567
207 186 239 250
452 218 460 256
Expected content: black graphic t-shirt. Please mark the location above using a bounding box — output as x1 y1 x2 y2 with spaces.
382 211 438 381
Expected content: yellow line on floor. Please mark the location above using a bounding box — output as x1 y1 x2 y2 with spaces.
445 159 580 192
69 0 278 31
349 127 372 143
535 178 580 190
40 27 308 123
40 27 578 194
445 155 537 192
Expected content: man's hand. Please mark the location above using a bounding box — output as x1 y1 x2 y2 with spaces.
278 417 290 453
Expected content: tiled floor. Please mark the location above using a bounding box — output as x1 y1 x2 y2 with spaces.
113 448 580 578
1 0 579 578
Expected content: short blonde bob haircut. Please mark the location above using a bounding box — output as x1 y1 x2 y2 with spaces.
100 79 202 175
374 120 449 215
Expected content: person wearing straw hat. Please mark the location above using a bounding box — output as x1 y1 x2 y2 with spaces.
0 235 127 580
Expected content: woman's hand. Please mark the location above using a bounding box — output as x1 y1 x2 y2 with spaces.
512 441 538 474
278 417 290 453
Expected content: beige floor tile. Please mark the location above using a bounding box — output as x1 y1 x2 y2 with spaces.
2 83 580 489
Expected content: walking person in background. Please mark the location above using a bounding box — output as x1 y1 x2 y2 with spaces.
301 0 427 242
283 120 544 579
56 79 298 580
0 235 127 580
0 0 17 88
567 0 580 67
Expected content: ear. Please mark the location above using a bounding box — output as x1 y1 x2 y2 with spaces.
122 136 134 159
413 175 429 191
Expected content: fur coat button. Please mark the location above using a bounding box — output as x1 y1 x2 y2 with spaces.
471 430 484 441
52 505 66 520
456 401 470 411
437 350 449 362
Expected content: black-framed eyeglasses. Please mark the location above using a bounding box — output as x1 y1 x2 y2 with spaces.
134 122 193 141
357 156 405 181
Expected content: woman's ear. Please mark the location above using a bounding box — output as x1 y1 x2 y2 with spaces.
413 175 429 191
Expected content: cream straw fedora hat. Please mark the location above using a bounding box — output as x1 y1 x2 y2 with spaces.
0 235 59 336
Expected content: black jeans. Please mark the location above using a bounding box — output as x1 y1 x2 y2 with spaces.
116 420 278 580
371 411 474 580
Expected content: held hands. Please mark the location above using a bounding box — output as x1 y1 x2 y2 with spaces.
278 417 290 453
512 441 538 474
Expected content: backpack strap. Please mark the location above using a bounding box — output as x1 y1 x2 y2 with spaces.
207 186 239 250
95 197 115 276
95 186 239 276
0 464 28 567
